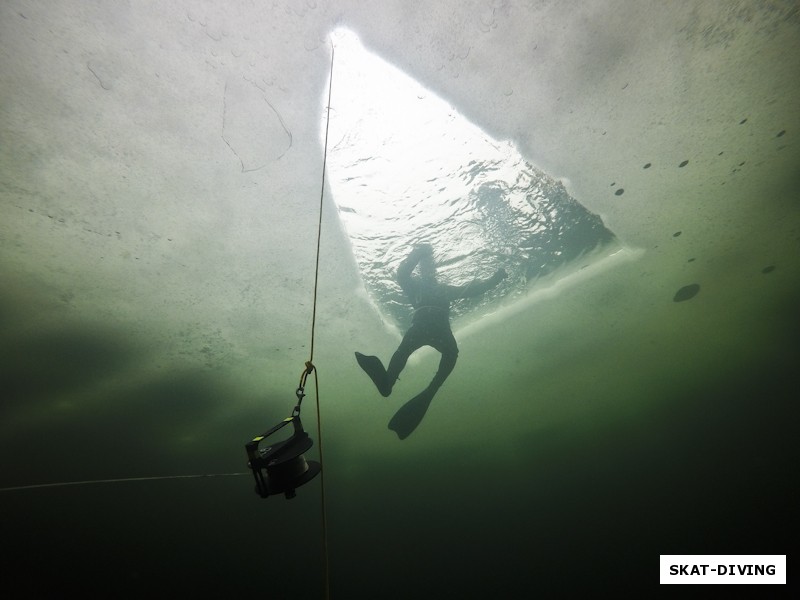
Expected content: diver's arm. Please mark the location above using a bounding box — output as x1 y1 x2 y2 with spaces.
447 268 507 299
396 244 433 289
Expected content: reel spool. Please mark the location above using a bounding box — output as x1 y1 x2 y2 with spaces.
245 415 321 499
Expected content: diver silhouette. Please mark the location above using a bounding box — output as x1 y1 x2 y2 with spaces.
355 244 506 439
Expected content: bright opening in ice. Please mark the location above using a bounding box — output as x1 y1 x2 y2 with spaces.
326 27 619 331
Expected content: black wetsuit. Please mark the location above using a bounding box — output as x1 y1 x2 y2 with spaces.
384 247 505 396
355 245 505 438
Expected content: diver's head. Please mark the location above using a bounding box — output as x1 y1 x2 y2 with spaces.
418 254 437 282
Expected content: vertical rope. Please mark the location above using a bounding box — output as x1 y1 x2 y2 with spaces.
307 41 335 600
312 368 329 599
309 42 334 364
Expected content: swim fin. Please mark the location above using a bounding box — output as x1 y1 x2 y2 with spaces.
355 352 391 397
388 387 435 440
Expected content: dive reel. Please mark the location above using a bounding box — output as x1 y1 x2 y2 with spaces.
245 372 321 499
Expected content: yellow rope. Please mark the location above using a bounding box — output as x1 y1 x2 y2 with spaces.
309 42 334 364
296 360 328 598
303 40 335 600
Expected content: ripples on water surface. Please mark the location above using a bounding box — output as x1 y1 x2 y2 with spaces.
327 28 618 330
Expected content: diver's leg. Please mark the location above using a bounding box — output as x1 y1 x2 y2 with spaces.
387 328 458 440
384 326 425 394
355 326 424 397
427 328 459 393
